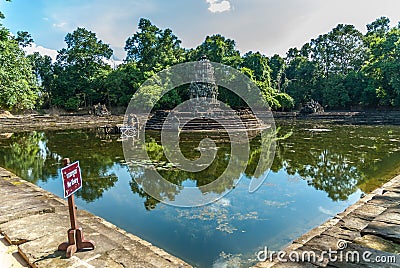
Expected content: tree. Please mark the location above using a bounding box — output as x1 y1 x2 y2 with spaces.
366 16 391 38
125 18 160 64
189 34 241 67
0 27 39 110
15 31 33 47
103 62 143 106
310 24 367 77
241 51 271 83
284 52 319 107
321 73 351 108
269 54 286 91
238 66 294 110
53 27 113 109
28 52 54 107
344 71 372 107
362 24 400 106
125 18 184 73
57 27 113 67
296 24 369 108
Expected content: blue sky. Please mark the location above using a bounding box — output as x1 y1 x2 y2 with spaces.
1 0 400 61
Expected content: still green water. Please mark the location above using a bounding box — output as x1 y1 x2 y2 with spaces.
0 122 399 267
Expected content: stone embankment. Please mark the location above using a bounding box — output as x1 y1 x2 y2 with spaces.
254 175 400 267
0 114 124 134
0 167 191 268
1 110 400 135
274 111 400 125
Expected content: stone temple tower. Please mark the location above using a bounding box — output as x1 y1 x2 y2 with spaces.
189 55 219 104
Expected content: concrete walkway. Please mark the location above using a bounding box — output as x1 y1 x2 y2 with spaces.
254 175 400 267
0 167 191 268
0 235 29 267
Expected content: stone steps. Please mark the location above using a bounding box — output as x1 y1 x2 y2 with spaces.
145 110 264 131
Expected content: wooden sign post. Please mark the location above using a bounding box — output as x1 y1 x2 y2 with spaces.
58 158 95 258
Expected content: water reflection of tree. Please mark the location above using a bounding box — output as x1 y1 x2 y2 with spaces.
130 179 166 210
129 133 231 210
45 130 122 202
78 175 118 202
1 125 399 207
245 127 292 177
303 151 359 200
129 128 280 210
0 130 122 203
272 124 400 201
0 132 53 183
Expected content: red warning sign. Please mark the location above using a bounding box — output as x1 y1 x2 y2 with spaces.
61 161 82 198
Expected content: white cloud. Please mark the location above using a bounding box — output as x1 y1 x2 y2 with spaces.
206 0 231 13
103 58 123 68
318 206 334 216
30 0 400 60
23 43 58 61
52 22 67 28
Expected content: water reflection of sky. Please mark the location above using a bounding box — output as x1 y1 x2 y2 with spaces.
0 124 399 267
35 163 360 267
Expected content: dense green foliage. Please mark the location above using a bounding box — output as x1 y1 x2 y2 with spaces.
51 27 113 110
282 17 400 109
0 27 39 110
125 18 185 73
2 3 400 112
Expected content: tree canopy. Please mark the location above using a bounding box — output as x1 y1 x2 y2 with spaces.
51 27 113 110
1 9 400 112
283 17 400 109
0 26 39 110
125 18 184 73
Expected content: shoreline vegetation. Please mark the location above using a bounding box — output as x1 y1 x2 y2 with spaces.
2 2 400 114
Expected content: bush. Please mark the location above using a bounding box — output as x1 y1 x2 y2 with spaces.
64 97 81 111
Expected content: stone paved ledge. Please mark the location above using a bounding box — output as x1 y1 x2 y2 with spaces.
0 167 191 268
254 175 400 267
0 115 124 134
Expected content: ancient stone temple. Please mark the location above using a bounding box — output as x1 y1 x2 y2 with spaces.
189 55 219 104
145 56 264 134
